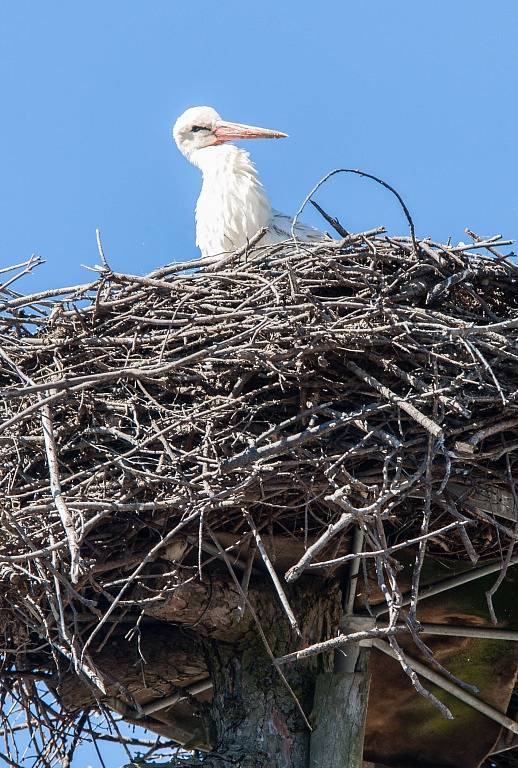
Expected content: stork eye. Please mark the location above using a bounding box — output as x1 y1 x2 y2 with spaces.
191 125 207 133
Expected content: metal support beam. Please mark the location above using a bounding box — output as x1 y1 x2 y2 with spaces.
372 638 518 735
373 555 518 617
139 678 213 717
343 526 364 617
376 622 518 642
336 527 369 675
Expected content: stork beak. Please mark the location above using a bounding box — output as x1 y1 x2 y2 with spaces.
213 119 288 143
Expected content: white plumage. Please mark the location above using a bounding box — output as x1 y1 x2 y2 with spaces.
173 106 323 258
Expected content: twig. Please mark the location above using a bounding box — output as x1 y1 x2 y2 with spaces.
345 361 443 438
275 625 407 664
40 403 82 583
242 509 301 636
285 512 355 583
306 520 470 570
292 167 418 253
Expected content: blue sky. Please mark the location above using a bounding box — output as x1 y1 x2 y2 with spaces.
1 1 517 764
1 1 517 295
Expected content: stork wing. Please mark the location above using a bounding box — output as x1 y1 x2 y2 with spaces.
268 210 329 243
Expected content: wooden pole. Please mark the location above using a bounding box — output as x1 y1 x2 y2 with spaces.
310 527 373 768
309 644 371 768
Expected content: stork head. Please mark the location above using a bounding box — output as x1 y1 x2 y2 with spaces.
173 106 288 160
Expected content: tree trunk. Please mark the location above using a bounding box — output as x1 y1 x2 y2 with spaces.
200 578 340 768
52 575 341 765
201 635 313 768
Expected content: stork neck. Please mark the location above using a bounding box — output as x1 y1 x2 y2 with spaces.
191 144 260 181
193 144 271 209
191 143 273 257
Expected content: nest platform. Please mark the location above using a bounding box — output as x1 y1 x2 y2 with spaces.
1 226 518 767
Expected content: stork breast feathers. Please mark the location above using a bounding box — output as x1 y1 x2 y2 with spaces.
194 144 273 257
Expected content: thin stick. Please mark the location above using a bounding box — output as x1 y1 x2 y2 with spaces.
40 402 82 583
242 509 301 636
307 520 469 570
292 167 418 252
285 512 355 583
345 360 443 438
276 626 407 665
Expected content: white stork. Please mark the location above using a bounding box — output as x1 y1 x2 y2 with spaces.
173 106 323 258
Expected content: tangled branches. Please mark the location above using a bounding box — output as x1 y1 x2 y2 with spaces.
0 225 518 765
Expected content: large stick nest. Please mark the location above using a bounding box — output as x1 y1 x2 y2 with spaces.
1 224 518 764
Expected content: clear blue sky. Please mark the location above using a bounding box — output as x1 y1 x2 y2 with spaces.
2 1 517 764
1 1 517 294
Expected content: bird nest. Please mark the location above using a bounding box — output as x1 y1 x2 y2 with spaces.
1 223 518 764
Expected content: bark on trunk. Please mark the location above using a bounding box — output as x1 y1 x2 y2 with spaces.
201 634 313 767
51 575 340 765
200 578 341 768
